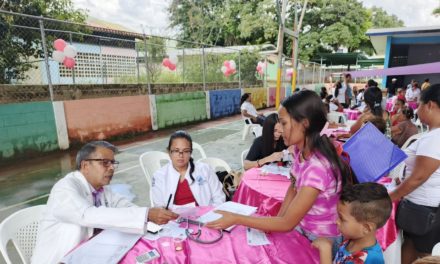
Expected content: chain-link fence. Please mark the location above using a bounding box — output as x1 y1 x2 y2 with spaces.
0 10 256 95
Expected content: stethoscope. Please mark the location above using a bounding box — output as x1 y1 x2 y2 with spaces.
177 217 223 244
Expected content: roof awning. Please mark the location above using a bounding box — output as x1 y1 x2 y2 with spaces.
311 53 368 66
346 61 440 78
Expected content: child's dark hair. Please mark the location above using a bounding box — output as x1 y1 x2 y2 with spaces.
281 90 355 189
167 130 195 184
340 183 392 228
401 107 414 120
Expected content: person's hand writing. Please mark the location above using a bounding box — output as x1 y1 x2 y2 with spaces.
148 207 178 225
205 210 237 230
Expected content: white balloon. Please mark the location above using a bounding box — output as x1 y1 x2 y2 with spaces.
221 66 227 73
52 50 65 63
229 60 236 70
64 45 77 58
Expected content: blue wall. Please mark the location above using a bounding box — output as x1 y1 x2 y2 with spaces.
209 89 241 119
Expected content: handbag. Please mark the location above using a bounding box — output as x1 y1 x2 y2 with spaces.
396 199 440 235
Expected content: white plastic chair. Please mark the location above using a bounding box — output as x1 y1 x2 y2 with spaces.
414 118 426 133
192 142 207 159
401 132 424 149
242 118 262 140
0 205 46 264
327 112 347 124
432 242 440 256
241 149 249 170
139 151 170 206
198 157 232 173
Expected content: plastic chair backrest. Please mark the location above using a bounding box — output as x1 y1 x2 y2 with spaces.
192 142 207 159
241 149 249 170
433 242 440 256
0 205 46 264
198 157 232 173
139 151 170 206
401 132 424 150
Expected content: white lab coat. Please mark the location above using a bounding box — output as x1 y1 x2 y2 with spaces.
32 171 147 264
152 162 225 208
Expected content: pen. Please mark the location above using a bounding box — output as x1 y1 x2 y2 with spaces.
165 194 172 210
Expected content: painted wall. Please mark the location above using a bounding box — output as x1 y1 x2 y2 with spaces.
209 89 241 119
0 102 58 159
243 87 267 109
267 87 286 107
155 91 207 129
63 95 151 143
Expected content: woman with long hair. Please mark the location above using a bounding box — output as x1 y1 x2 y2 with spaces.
350 86 388 134
333 81 347 108
207 91 354 247
152 130 225 208
243 113 287 170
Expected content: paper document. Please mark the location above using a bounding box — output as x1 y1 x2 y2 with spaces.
197 202 257 231
143 221 187 241
260 164 290 178
246 227 270 246
61 230 141 264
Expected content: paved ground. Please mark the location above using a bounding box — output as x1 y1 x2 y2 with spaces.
0 109 274 264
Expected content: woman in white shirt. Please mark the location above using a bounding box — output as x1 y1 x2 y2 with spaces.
152 131 225 208
390 84 440 264
333 81 347 107
240 93 265 126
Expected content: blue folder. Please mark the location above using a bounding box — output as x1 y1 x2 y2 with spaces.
343 122 408 183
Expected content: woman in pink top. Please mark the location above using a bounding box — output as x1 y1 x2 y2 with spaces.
207 91 355 241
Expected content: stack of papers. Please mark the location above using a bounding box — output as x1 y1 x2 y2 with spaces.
260 164 290 178
246 227 270 246
197 201 257 232
61 230 141 264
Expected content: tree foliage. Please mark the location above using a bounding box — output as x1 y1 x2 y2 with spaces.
0 0 86 83
168 0 405 62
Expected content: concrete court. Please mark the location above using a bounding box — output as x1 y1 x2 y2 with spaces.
0 109 275 264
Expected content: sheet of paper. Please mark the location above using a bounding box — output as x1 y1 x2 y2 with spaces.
172 202 198 218
197 202 257 231
260 164 290 178
61 230 141 264
246 227 271 246
143 221 187 241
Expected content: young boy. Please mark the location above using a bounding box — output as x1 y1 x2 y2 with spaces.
312 183 392 264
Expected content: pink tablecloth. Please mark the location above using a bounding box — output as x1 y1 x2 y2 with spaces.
343 109 361 120
233 168 398 251
119 207 319 264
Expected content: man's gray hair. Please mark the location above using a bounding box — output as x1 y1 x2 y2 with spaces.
75 141 118 170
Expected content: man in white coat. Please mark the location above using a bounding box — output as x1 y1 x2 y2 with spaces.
32 141 178 264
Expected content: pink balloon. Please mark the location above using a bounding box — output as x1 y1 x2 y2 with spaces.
223 60 230 68
54 39 67 51
168 63 176 71
63 57 76 69
162 58 171 67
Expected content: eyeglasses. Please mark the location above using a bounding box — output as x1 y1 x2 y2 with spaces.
85 159 119 168
170 149 192 157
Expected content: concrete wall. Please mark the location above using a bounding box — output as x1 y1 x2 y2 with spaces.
243 87 267 109
0 102 58 159
208 89 241 119
63 95 152 143
155 91 207 129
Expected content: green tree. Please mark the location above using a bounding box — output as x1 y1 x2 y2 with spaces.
168 0 278 47
0 0 86 84
433 7 440 16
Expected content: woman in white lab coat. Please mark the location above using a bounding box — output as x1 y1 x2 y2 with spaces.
152 131 225 208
